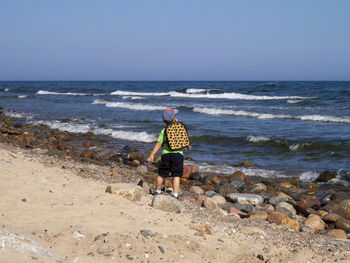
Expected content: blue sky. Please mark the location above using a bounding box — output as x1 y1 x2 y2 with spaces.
0 1 349 80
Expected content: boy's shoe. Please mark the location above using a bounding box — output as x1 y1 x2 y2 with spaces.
150 189 162 196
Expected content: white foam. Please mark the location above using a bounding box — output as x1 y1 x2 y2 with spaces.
185 89 208 94
111 90 170 96
299 171 319 182
298 115 350 124
287 100 302 104
92 99 164 111
193 107 350 124
17 95 28 99
191 161 288 178
4 88 9 92
37 90 88 96
5 111 33 120
246 135 270 143
121 96 145 100
170 91 313 100
32 120 157 143
111 89 313 100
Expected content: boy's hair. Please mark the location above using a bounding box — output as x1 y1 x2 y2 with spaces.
162 109 178 124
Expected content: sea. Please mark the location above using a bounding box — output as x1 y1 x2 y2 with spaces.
1 81 349 185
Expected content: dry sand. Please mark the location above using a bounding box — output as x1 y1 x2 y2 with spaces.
1 143 350 263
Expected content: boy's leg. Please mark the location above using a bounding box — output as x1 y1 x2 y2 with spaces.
173 176 180 197
156 176 164 191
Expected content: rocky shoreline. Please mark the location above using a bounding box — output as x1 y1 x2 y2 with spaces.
1 107 350 262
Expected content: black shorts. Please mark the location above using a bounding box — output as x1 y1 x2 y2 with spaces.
158 153 184 178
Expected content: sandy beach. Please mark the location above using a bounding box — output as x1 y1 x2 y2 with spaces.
0 142 350 263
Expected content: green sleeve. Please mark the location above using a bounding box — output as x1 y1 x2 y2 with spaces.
157 128 165 143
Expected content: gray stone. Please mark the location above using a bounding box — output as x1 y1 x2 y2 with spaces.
205 190 217 197
226 193 263 205
211 194 227 205
215 178 245 196
105 183 143 201
276 202 297 218
0 228 60 262
151 195 185 213
245 183 267 194
232 203 254 213
136 165 148 174
97 246 114 257
269 195 289 206
140 229 154 238
203 197 219 210
190 186 204 196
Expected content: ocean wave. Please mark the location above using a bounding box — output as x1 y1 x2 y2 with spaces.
193 107 350 124
17 95 28 99
287 100 303 104
121 96 145 100
170 91 313 100
4 88 9 92
5 111 33 120
33 120 157 143
37 90 89 96
110 89 314 100
246 135 271 143
92 99 164 111
111 90 170 96
185 88 208 94
190 161 288 178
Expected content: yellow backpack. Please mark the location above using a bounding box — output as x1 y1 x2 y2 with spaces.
165 122 190 151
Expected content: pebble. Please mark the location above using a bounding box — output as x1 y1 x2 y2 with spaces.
140 229 154 238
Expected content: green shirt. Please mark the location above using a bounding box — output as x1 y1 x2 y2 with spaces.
158 128 183 155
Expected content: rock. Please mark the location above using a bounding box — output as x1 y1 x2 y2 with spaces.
232 203 254 213
190 224 212 235
189 186 204 197
211 194 227 206
234 160 257 167
304 215 326 231
183 164 199 179
129 151 145 163
335 217 350 232
267 211 288 225
290 180 301 188
276 202 297 218
180 178 190 186
80 149 94 159
151 195 185 213
268 195 289 206
314 170 336 183
83 141 93 147
178 196 201 207
322 213 341 224
140 229 154 238
341 199 350 213
0 228 61 262
226 193 263 205
136 165 148 174
97 247 114 257
203 197 219 210
105 183 143 201
229 207 247 217
215 178 245 196
122 146 139 154
227 171 246 181
245 183 267 194
249 210 268 220
281 218 300 231
306 183 318 189
327 229 347 239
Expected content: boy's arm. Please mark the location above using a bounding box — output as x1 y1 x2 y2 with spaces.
147 142 163 163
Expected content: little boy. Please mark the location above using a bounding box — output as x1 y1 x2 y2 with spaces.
147 109 190 198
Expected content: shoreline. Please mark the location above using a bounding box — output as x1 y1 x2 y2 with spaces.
1 108 350 262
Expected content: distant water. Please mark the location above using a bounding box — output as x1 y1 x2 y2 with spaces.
1 81 350 184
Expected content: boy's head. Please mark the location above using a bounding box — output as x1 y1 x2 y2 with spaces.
162 108 178 124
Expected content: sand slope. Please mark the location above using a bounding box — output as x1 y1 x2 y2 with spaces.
1 145 350 263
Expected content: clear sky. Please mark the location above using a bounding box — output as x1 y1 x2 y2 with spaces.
0 0 349 81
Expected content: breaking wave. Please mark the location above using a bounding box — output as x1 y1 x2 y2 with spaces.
32 120 157 143
193 107 350 124
37 90 89 96
110 90 314 100
92 99 164 111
